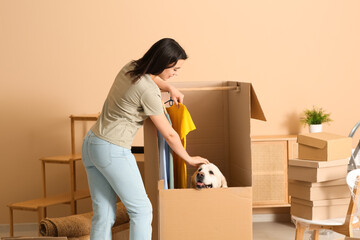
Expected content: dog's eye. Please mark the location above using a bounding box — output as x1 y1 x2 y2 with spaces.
209 170 214 175
198 168 202 172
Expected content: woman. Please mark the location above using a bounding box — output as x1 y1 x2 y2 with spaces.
82 38 209 240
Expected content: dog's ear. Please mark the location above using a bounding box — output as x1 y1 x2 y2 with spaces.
221 175 228 188
191 171 197 189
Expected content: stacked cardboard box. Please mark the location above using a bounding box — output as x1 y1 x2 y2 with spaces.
289 132 352 220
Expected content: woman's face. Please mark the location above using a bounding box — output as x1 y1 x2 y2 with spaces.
158 59 185 81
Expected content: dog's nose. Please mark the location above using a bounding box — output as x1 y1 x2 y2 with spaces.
197 172 204 181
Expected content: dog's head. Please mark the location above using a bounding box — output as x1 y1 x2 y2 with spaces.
191 163 228 189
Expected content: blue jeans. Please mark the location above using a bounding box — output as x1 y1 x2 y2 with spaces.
82 130 152 240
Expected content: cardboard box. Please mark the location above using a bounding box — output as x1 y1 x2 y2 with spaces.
144 81 266 240
298 132 352 161
291 197 350 220
288 158 348 182
289 178 350 200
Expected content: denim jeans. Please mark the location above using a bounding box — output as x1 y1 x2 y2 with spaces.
82 130 152 240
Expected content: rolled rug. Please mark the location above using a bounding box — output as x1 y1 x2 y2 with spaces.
40 202 129 237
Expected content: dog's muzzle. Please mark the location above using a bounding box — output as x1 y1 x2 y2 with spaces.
196 172 213 189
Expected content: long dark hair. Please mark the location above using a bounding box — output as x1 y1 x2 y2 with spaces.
127 38 188 83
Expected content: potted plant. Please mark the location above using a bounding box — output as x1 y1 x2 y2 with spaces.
300 106 332 133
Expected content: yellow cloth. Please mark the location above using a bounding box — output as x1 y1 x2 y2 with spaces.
166 103 196 188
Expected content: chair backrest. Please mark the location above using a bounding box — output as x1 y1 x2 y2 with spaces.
347 169 360 191
345 169 360 228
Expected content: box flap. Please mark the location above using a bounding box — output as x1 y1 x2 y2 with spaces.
250 84 266 121
289 158 349 168
291 197 350 207
297 132 351 149
297 133 327 149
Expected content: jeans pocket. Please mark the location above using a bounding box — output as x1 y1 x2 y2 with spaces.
82 139 91 168
110 145 138 171
88 135 112 168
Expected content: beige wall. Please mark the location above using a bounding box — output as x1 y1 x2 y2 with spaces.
1 0 360 224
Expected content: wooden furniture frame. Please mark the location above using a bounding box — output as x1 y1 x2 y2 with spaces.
40 114 99 215
7 114 99 236
293 170 360 240
251 135 298 208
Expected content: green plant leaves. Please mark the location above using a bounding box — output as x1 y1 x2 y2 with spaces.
300 106 332 126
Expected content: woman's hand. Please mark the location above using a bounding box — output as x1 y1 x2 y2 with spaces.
168 86 184 107
152 76 184 106
150 115 209 167
186 156 209 167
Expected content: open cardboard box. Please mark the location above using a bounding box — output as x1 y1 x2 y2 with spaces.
144 81 265 240
297 132 352 161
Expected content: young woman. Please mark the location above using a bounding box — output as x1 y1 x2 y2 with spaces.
82 38 209 240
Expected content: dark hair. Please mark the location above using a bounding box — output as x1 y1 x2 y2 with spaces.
127 38 188 83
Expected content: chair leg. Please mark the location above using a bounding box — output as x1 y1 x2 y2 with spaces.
9 208 14 237
313 229 319 240
38 207 43 236
295 223 306 240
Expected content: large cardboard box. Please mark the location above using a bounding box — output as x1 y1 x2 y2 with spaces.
288 158 348 182
297 132 352 161
144 81 265 240
291 197 350 220
289 178 350 200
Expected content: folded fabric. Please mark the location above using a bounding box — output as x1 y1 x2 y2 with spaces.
40 202 129 237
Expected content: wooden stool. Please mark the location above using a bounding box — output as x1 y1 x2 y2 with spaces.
39 153 85 217
7 114 99 236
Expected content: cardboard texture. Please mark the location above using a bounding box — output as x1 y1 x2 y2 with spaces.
158 180 252 240
291 197 350 220
288 158 348 182
297 132 352 161
144 81 265 240
289 179 350 200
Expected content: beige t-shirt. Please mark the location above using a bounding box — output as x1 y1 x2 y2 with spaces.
91 62 164 149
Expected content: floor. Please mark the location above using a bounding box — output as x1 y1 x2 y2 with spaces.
0 221 351 240
253 221 346 240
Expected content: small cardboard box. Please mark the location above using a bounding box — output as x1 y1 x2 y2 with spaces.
297 132 352 161
289 178 350 200
291 197 350 220
288 158 348 182
144 81 265 240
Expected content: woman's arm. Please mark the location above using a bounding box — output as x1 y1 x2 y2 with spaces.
150 114 209 166
152 77 184 106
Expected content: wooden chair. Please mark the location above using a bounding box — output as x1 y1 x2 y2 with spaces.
293 169 360 240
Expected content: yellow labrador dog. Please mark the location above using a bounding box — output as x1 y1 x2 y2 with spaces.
191 163 228 189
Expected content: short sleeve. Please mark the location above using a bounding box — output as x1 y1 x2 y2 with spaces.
140 88 164 116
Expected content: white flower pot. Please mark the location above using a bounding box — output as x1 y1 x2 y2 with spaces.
310 124 322 133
